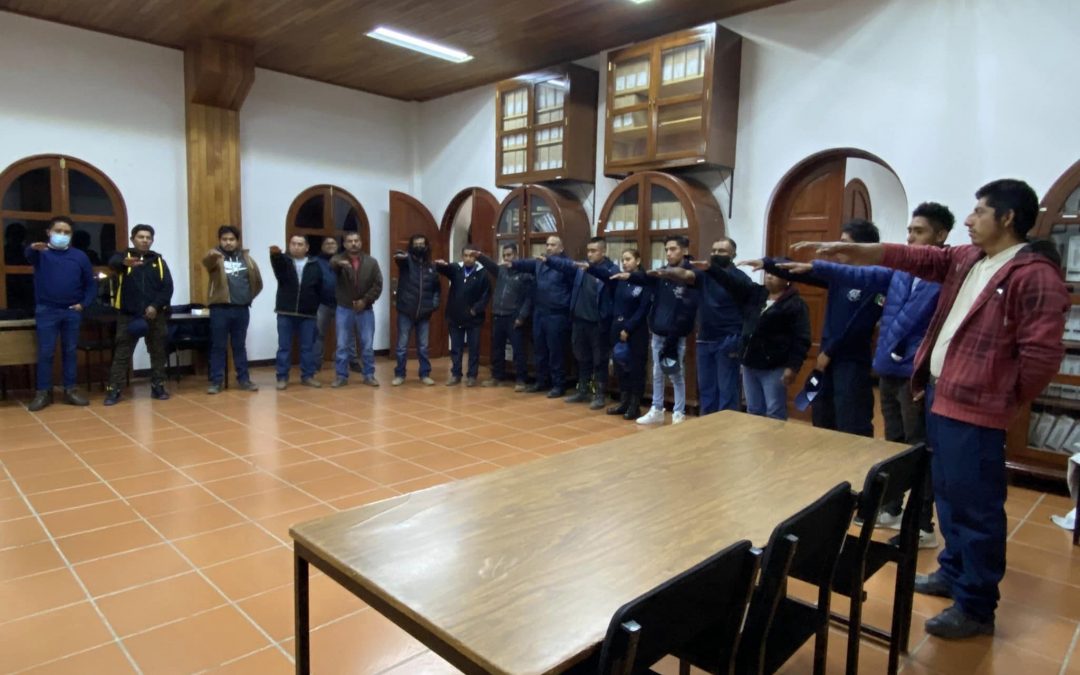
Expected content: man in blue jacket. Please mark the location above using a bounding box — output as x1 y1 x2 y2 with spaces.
782 203 954 547
545 237 619 410
25 217 97 411
696 237 749 415
511 235 575 398
745 219 884 436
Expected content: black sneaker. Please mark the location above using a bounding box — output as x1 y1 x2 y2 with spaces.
63 388 89 406
546 387 566 398
28 390 53 412
925 605 994 639
150 384 170 400
525 383 546 394
104 389 122 406
914 572 953 598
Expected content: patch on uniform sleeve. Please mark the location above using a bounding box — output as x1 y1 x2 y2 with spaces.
847 288 862 302
874 293 885 306
631 286 642 297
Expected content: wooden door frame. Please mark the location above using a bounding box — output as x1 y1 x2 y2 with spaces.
389 191 449 361
440 188 500 367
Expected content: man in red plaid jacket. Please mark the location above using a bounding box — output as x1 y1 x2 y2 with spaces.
795 179 1068 640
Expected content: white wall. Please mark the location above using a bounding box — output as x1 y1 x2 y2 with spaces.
845 158 909 243
239 69 414 354
0 12 187 368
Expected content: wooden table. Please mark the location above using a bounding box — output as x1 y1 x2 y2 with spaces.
290 411 909 675
0 319 37 366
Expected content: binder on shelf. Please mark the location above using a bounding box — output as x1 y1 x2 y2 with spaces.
1029 411 1042 445
1046 415 1075 453
1033 413 1057 448
1065 423 1080 454
1067 233 1080 282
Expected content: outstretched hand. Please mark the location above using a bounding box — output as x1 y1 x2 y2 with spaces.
610 272 630 281
269 245 282 256
30 242 48 251
574 261 588 270
790 240 862 262
393 251 408 260
775 261 813 274
689 259 709 270
536 255 547 263
737 259 764 272
434 259 448 267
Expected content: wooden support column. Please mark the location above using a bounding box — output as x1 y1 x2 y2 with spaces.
184 39 254 304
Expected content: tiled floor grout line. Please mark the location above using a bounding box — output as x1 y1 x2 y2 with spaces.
1058 621 1080 675
0 461 145 675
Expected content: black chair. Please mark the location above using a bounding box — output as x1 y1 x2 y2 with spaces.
596 540 761 675
678 482 856 675
165 304 214 385
77 306 119 391
829 443 929 675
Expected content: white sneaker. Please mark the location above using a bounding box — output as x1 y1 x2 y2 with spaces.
875 511 904 530
392 376 405 386
917 530 939 549
636 407 665 425
672 412 686 425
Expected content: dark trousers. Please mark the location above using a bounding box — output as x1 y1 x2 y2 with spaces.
925 384 1006 623
34 306 82 391
276 314 317 381
532 310 570 389
209 305 250 386
491 314 527 382
880 374 935 531
696 333 742 415
613 322 648 398
811 359 874 437
109 313 167 390
449 324 481 379
571 318 607 388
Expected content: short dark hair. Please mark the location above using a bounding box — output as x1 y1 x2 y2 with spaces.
343 231 360 241
975 179 1039 239
50 216 74 229
501 243 518 254
408 234 427 247
714 236 737 254
841 218 880 243
588 236 606 248
131 224 155 238
664 235 690 249
912 202 955 234
289 234 308 245
217 225 241 240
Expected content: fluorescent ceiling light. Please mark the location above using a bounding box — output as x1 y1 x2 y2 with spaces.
366 26 473 63
627 0 653 4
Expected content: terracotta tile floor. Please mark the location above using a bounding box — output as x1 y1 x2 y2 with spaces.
1 358 1077 674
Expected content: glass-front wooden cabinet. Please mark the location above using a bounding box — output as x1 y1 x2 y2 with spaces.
496 65 598 187
494 185 589 261
605 24 741 177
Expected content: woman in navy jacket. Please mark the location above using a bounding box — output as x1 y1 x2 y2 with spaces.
587 248 653 420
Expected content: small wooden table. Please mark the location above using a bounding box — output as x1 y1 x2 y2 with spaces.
0 319 37 397
291 411 908 675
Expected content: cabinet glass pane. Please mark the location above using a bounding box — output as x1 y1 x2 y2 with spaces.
1065 186 1080 217
656 101 704 156
69 169 114 216
534 80 567 126
612 57 650 110
533 126 563 171
605 186 640 233
649 239 667 271
498 197 522 235
71 221 115 266
500 132 529 175
605 237 638 268
649 186 688 231
332 196 360 232
2 167 51 213
501 86 529 131
659 41 706 100
609 110 649 163
1056 223 1080 282
294 195 324 229
4 218 51 266
530 195 558 233
530 241 547 258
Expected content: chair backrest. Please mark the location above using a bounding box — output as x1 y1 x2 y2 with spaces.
859 443 928 523
597 540 760 675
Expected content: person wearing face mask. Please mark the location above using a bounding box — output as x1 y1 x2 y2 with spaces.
105 224 174 406
202 225 263 394
24 216 97 411
392 234 440 386
434 247 491 387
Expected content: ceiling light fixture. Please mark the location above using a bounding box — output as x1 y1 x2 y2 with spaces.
627 0 653 4
366 26 473 63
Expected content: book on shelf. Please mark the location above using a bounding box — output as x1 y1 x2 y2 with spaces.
1029 411 1042 444
1067 229 1080 282
1032 412 1057 448
1045 415 1076 453
1064 423 1080 455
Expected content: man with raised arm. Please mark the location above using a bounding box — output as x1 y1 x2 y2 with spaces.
794 179 1068 640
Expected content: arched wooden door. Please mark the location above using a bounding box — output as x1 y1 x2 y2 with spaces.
843 178 872 222
389 191 449 359
766 156 846 416
440 188 501 365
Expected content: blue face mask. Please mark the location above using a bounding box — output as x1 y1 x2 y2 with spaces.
49 233 71 249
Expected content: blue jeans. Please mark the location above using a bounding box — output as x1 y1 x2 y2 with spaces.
650 333 687 414
741 366 788 420
395 313 431 378
449 324 481 379
275 314 317 381
811 359 874 437
925 384 1006 623
209 305 250 385
317 304 355 368
336 307 375 380
532 310 570 389
35 305 81 390
696 334 742 415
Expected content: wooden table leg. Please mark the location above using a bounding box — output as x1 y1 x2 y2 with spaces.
295 548 310 675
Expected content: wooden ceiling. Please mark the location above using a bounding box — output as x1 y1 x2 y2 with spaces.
0 0 791 101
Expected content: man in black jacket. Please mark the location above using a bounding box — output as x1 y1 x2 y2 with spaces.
435 248 490 387
393 235 440 386
474 244 533 391
545 237 619 410
511 235 576 398
270 236 325 390
104 224 174 406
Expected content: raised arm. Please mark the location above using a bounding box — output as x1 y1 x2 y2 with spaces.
704 257 759 301
809 260 894 293
510 258 540 274
759 257 829 288
476 253 500 278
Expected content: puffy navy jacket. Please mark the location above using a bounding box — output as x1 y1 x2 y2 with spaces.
395 254 440 320
809 260 941 378
545 255 619 323
511 254 574 314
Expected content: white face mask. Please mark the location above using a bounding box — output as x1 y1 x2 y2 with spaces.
49 233 71 249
